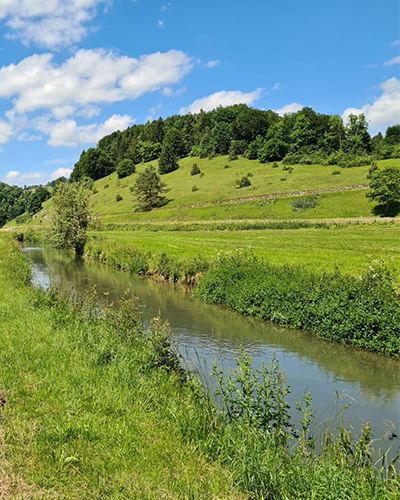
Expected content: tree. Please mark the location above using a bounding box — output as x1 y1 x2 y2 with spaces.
26 186 51 214
367 166 400 213
258 139 288 162
158 144 179 175
116 159 136 178
133 166 168 211
344 114 371 154
71 148 115 181
45 183 90 255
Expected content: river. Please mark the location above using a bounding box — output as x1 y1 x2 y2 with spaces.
22 244 400 457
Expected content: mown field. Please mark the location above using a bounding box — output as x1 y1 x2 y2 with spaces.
91 224 400 276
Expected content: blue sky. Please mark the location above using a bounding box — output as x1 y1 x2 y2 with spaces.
0 0 398 186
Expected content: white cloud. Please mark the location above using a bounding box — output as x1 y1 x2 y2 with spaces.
146 105 163 123
0 119 13 144
342 77 400 133
161 3 172 11
17 132 42 141
161 86 186 97
51 168 73 179
383 55 400 66
273 102 304 116
390 39 400 46
0 49 194 116
0 0 110 48
180 88 263 114
158 20 165 28
3 167 72 186
206 60 220 68
273 82 283 90
37 114 134 147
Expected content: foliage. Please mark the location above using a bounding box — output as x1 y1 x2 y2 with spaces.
259 138 288 162
116 158 135 178
190 163 201 175
158 143 179 175
26 185 51 214
71 147 115 181
212 350 291 441
236 175 251 188
116 194 123 202
45 182 91 255
367 166 400 213
195 253 400 355
133 165 168 211
0 182 28 226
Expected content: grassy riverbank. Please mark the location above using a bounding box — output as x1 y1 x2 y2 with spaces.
85 223 400 277
0 236 399 498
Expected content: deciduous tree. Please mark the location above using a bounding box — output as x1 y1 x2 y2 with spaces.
45 182 90 255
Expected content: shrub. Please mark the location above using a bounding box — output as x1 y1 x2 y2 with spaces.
272 162 279 168
290 195 319 211
331 169 341 175
116 194 123 202
236 175 251 188
192 185 199 192
116 159 136 178
191 163 201 175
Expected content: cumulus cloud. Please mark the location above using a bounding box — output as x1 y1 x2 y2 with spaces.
0 0 109 48
3 167 72 186
33 114 134 148
0 49 193 116
206 60 220 68
342 77 400 133
383 55 400 66
180 88 263 114
273 102 304 116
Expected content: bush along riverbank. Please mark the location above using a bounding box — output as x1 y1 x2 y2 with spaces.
0 238 399 499
195 252 400 356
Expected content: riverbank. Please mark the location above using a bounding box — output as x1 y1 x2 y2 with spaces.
0 235 399 498
80 226 400 355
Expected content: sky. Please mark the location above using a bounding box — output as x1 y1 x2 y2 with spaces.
0 0 399 187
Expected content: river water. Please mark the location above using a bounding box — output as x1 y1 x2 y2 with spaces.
22 244 400 456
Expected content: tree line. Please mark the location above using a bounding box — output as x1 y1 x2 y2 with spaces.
0 183 51 227
70 104 400 181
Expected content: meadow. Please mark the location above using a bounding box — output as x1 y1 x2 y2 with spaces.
35 157 398 225
89 224 400 277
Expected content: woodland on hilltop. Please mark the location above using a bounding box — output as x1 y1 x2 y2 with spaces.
70 104 400 181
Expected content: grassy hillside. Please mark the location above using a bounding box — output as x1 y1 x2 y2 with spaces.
85 157 398 222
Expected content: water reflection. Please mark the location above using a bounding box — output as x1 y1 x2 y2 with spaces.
22 244 400 449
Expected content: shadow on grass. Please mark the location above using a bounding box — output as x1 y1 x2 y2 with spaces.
372 202 400 217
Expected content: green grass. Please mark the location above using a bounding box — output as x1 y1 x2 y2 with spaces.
87 157 398 220
0 237 243 499
90 224 400 276
91 157 396 210
0 236 399 499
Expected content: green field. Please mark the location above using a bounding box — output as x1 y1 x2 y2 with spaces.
90 224 400 276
